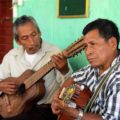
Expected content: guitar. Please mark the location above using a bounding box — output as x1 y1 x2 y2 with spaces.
58 84 92 120
0 37 85 118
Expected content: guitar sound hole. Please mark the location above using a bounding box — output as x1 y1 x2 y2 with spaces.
17 83 25 95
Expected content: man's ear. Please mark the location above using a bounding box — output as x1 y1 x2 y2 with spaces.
108 37 117 50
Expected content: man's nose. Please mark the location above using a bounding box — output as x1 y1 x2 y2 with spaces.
28 36 34 44
85 46 93 56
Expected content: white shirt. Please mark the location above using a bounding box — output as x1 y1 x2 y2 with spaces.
0 41 72 104
24 50 37 65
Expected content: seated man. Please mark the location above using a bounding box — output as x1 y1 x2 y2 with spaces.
0 15 72 120
51 18 120 120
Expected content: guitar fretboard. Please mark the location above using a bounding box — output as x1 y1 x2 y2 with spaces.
23 37 85 90
24 61 55 89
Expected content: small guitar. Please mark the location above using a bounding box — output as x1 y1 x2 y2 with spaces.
58 84 92 120
0 37 85 118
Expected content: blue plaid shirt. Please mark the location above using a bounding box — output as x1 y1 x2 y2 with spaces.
71 55 120 120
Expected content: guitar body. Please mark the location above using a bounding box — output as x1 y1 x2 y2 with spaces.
58 85 92 120
0 70 45 118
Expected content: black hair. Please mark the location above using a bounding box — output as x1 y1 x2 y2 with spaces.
82 18 120 50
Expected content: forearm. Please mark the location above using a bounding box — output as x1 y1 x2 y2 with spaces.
60 65 69 75
0 80 4 95
82 113 103 120
0 80 3 91
64 107 103 120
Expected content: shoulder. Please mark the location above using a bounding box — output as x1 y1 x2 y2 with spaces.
3 48 17 58
2 46 24 61
76 65 92 74
5 46 23 56
71 64 91 77
41 41 61 53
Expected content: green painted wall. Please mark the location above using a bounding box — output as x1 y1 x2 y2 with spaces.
14 0 120 71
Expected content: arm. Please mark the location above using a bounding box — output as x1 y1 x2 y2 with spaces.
51 91 103 120
51 77 103 120
82 113 103 120
0 52 17 95
51 53 70 75
51 53 73 86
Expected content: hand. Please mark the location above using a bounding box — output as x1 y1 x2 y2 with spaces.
51 52 69 75
51 91 79 118
51 88 77 112
0 79 17 95
51 89 62 114
51 77 75 114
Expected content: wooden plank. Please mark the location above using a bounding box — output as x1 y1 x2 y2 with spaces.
0 1 12 18
0 27 13 36
0 0 13 63
0 36 13 44
0 44 13 53
0 20 13 27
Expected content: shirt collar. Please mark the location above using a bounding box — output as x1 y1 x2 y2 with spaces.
12 41 53 56
93 55 120 77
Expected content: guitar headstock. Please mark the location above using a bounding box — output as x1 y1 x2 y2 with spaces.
63 37 85 58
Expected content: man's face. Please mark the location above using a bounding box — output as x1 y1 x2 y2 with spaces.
17 21 41 54
84 29 116 69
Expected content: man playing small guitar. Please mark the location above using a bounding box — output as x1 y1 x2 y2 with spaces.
51 19 120 120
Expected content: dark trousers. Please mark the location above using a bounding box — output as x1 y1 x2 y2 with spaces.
0 104 57 120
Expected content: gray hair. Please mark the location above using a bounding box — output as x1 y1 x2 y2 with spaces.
13 15 40 41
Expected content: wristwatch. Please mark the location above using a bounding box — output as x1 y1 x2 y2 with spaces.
75 109 83 120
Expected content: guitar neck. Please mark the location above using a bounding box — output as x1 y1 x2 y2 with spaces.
24 61 55 89
24 37 85 90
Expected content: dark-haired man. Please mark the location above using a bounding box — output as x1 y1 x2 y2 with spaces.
51 18 120 120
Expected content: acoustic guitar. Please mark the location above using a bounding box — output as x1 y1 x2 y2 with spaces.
58 84 92 120
0 37 85 118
